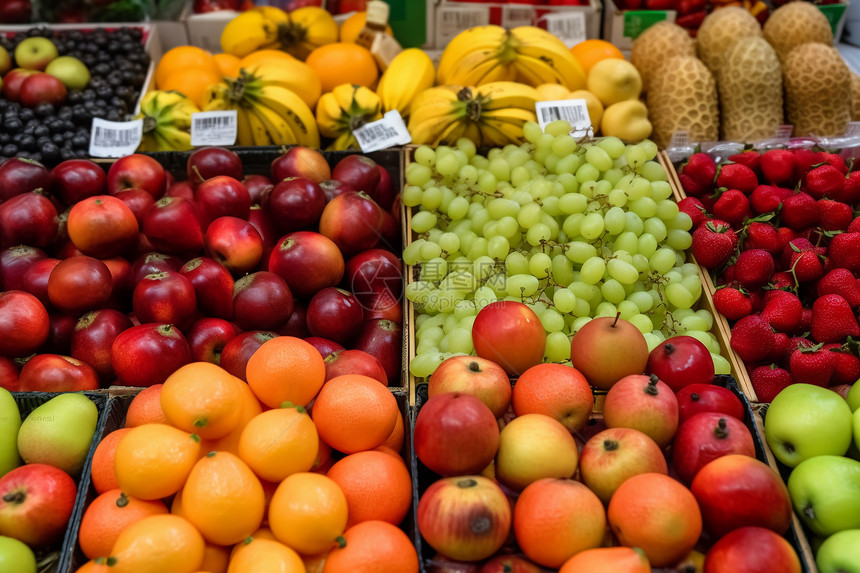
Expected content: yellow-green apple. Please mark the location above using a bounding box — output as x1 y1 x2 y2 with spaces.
14 37 58 71
232 271 294 332
691 455 792 537
414 393 500 476
179 257 235 320
495 413 578 491
816 529 860 573
17 392 98 475
270 146 331 184
0 46 11 75
764 383 853 467
44 55 89 90
703 526 801 573
428 355 512 419
267 231 345 301
848 381 860 412
417 476 511 562
603 374 679 448
110 323 192 387
204 216 264 275
323 349 387 385
0 463 76 546
578 427 668 504
0 388 21 475
672 412 755 484
0 534 36 573
569 314 649 390
787 455 860 537
676 383 745 424
472 301 546 377
354 319 401 385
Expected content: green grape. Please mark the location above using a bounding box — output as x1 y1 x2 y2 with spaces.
421 186 443 211
414 145 436 167
467 237 489 259
447 196 470 220
436 152 460 178
459 230 478 254
529 179 553 201
483 221 499 238
695 309 714 330
617 299 639 320
487 198 519 219
565 241 597 264
595 301 619 317
636 233 658 257
627 176 652 201
553 287 577 313
411 211 438 233
447 327 474 355
541 213 560 239
541 196 561 218
506 251 530 275
472 255 495 280
458 164 479 186
545 119 572 136
681 274 702 301
666 229 692 251
628 197 657 219
427 228 443 243
471 154 490 169
651 181 673 201
540 308 565 333
650 248 676 274
456 137 476 158
442 270 478 294
627 291 653 313
402 185 424 207
527 300 549 317
405 162 433 187
509 147 531 168
631 254 651 274
680 263 700 276
624 212 644 235
494 216 517 238
477 171 498 194
624 145 647 171
544 153 561 173
453 299 477 320
474 286 497 309
712 353 731 376
643 332 663 352
643 218 668 242
405 280 434 302
511 165 530 187
585 145 613 172
655 199 680 221
569 297 589 317
551 254 575 286
439 232 460 254
420 257 447 281
440 187 457 212
438 333 450 353
580 212 605 240
665 283 695 309
552 133 577 156
525 252 550 279
614 231 639 255
471 208 491 235
416 313 445 334
629 313 655 334
607 188 628 207
488 236 511 260
442 313 459 333
507 274 540 297
580 257 606 285
571 316 592 334
601 279 626 304
545 331 571 362
410 352 447 378
680 314 710 333
576 162 600 184
518 202 544 228
603 206 626 236
638 160 668 182
579 181 597 200
419 241 443 261
607 259 639 285
640 139 658 160
523 120 544 144
555 154 583 178
557 172 580 195
403 240 423 265
526 223 552 246
596 136 625 158
489 157 511 182
603 167 624 186
667 212 693 231
563 213 585 237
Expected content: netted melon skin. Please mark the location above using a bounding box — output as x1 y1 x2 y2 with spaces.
763 1 833 61
631 21 696 94
851 73 860 121
647 56 719 149
784 43 850 137
717 37 783 142
696 7 763 75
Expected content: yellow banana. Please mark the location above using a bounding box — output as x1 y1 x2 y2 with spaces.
316 84 382 144
245 104 273 146
252 5 288 24
220 9 281 58
376 48 436 118
253 84 320 148
315 91 348 139
536 83 573 101
440 49 516 88
407 86 466 127
241 59 322 110
437 25 509 83
136 90 198 152
327 131 358 151
477 81 540 111
235 107 255 147
155 124 193 150
280 6 338 60
248 103 296 146
512 26 587 91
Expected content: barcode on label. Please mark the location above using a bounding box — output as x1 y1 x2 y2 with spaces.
89 117 143 158
774 124 793 140
194 115 231 131
539 105 588 125
355 123 399 145
354 110 411 153
502 6 534 28
438 7 490 40
93 125 137 147
668 131 690 148
543 12 587 48
190 111 237 147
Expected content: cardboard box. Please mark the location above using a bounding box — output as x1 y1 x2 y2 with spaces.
184 9 238 54
601 0 675 54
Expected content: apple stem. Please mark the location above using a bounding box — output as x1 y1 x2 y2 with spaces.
2 491 24 504
603 439 619 451
192 164 204 184
714 418 728 439
468 361 481 373
645 374 659 396
612 311 621 328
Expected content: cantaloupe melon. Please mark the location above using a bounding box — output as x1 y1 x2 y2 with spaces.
763 1 833 62
783 42 850 137
851 73 860 121
696 7 763 75
630 21 696 94
647 56 719 149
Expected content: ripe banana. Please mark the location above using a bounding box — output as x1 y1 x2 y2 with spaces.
235 107 255 147
136 90 198 152
376 48 436 118
253 84 320 148
512 26 587 91
244 104 272 147
220 8 283 58
242 60 322 110
437 25 509 84
315 84 382 149
477 81 540 111
284 6 339 60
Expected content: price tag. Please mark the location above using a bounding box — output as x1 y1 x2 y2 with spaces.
191 111 238 147
502 5 535 29
774 124 793 142
668 131 690 149
437 7 490 44
535 99 591 136
354 110 412 153
89 118 143 158
542 11 587 48
665 130 694 162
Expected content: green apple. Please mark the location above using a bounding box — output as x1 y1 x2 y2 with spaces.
0 46 11 75
816 529 860 573
848 380 860 412
787 455 860 537
0 389 22 477
0 535 36 573
45 55 90 90
16 393 98 476
13 37 58 71
855 409 860 453
764 383 853 467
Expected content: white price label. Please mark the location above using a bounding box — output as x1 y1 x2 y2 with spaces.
542 11 587 48
668 130 690 149
536 99 592 136
89 118 143 158
354 110 412 153
502 5 535 28
191 111 238 146
774 124 793 141
437 7 490 42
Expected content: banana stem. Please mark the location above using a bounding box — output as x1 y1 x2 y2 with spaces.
142 116 157 134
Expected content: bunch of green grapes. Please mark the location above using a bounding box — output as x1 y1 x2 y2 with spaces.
403 120 730 380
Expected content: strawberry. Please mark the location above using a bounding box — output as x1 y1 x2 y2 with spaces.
810 294 860 343
789 344 835 387
780 237 816 267
679 153 717 196
677 196 709 230
734 249 775 290
760 290 803 333
716 163 758 195
769 271 796 291
789 249 825 283
712 286 752 320
750 185 793 215
691 219 738 269
780 192 819 230
823 343 860 386
728 150 761 173
770 332 791 365
817 268 860 307
749 288 766 313
822 152 849 174
729 314 775 363
712 189 751 228
847 216 860 233
799 307 814 333
841 171 860 206
782 336 815 365
742 222 781 254
817 199 854 231
760 149 796 186
749 364 794 402
806 165 846 199
775 226 798 252
828 232 860 272
793 148 825 181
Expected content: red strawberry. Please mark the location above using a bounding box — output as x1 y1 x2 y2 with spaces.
691 219 738 269
712 189 751 228
789 249 825 283
789 344 835 387
780 192 819 230
728 150 761 173
793 148 825 181
712 286 752 320
680 153 717 196
823 343 860 386
806 165 846 199
770 332 791 364
782 336 815 365
760 290 803 333
734 249 775 290
729 314 775 363
742 222 781 254
799 307 814 333
749 364 794 402
828 232 860 272
760 149 796 186
822 152 849 174
679 173 708 197
775 226 798 252
720 263 738 287
810 294 860 343
780 237 816 267
716 163 758 195
769 271 796 291
817 199 854 231
841 171 860 206
749 288 766 313
847 216 860 233
677 196 710 230
817 268 860 307
750 185 793 215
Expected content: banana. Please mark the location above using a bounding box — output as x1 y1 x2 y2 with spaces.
220 10 281 58
252 5 288 24
235 107 255 147
440 49 516 88
327 131 358 151
477 81 540 111
437 25 509 83
512 27 587 91
135 90 198 152
315 84 382 145
376 48 436 118
156 124 193 150
280 6 339 60
245 104 273 146
253 84 320 148
248 102 296 145
241 60 322 110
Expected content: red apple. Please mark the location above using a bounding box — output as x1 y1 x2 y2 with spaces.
248 204 278 254
102 257 134 306
361 289 402 322
219 330 278 381
479 555 541 573
40 312 76 355
0 191 59 248
646 335 715 391
18 72 66 107
306 287 364 345
1 68 38 103
20 257 59 306
602 374 679 448
106 154 166 199
114 188 156 226
165 180 195 202
677 383 746 424
179 257 235 320
110 323 192 387
140 196 204 255
204 216 263 275
703 527 802 573
0 156 50 201
195 175 251 226
0 463 77 547
270 146 331 184
417 475 511 561
263 176 326 233
319 179 354 203
187 146 243 185
70 309 133 381
672 412 755 484
0 290 50 357
267 231 344 300
16 353 99 391
373 164 395 211
472 301 545 377
0 357 19 391
345 248 402 308
130 252 183 284
279 301 310 338
242 174 272 205
323 349 387 384
304 336 344 359
186 317 239 365
318 191 387 257
428 355 512 419
232 271 294 331
66 195 138 259
570 314 650 390
578 427 668 504
0 245 47 291
353 318 402 386
50 159 107 205
47 255 113 316
332 154 380 195
132 271 197 330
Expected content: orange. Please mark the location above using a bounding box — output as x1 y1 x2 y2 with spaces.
155 45 220 90
182 451 265 546
302 552 328 573
246 336 326 409
312 435 333 474
326 451 411 527
339 12 393 44
227 538 304 573
238 49 296 69
512 363 594 433
238 403 319 483
559 546 651 573
268 472 348 555
607 473 703 567
110 514 205 573
171 487 185 517
78 489 168 560
305 42 379 93
125 384 169 427
379 410 404 453
199 542 230 573
311 374 399 454
513 478 607 568
204 380 263 455
160 68 222 111
90 428 131 494
212 53 241 79
322 520 419 573
570 39 626 75
72 561 112 573
114 423 202 500
161 362 245 440
229 527 278 559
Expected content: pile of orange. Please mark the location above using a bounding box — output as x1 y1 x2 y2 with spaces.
76 336 417 573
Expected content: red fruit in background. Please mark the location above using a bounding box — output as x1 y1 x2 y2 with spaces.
1 68 38 103
279 301 310 338
712 189 750 228
17 353 99 391
373 164 395 211
760 291 803 334
361 289 402 322
733 249 774 291
679 153 717 195
187 146 243 184
21 257 59 306
179 257 234 320
110 323 192 387
711 287 752 321
789 344 835 387
242 174 273 205
0 290 50 357
671 412 755 484
263 176 327 233
204 216 264 275
0 463 77 548
823 343 860 386
70 309 133 381
346 248 402 307
305 336 344 359
324 349 388 385
267 231 345 300
332 154 380 194
828 232 860 273
232 271 294 331
474 301 546 377
842 171 860 205
741 222 781 254
318 191 387 257
805 164 845 199
690 220 737 270
759 149 796 186
0 357 19 391
810 294 860 344
750 364 795 402
270 146 331 184
726 150 761 173
106 154 166 199
141 196 205 255
0 191 59 248
186 317 239 365
67 195 138 259
603 374 680 448
354 318 402 385
793 148 825 180
818 199 853 231
165 180 195 202
194 175 251 226
703 526 802 573
132 271 197 330
646 335 715 391
818 268 860 307
47 255 112 316
248 204 278 254
716 163 758 194
115 188 156 225
0 245 47 291
306 287 364 345
677 196 709 230
780 192 818 230
40 313 75 355
676 384 745 424
18 72 66 107
319 179 355 203
130 252 183 285
50 159 107 204
219 330 278 381
0 157 50 201
749 185 792 215
729 315 775 363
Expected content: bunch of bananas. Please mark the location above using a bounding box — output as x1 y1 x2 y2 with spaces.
204 67 320 149
316 84 383 151
408 81 540 147
220 6 338 60
376 48 436 119
437 25 587 91
136 90 199 152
